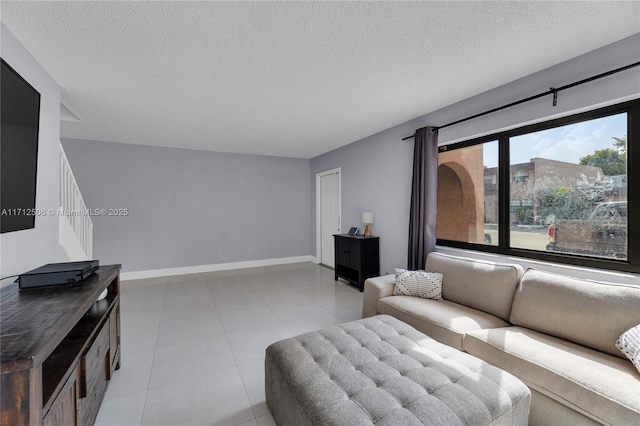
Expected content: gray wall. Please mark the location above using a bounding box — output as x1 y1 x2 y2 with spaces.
1 23 68 282
311 33 640 277
311 124 417 275
62 139 310 272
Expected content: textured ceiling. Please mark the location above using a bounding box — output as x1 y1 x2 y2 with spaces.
2 2 639 159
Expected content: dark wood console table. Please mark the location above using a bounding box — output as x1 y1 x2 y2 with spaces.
1 265 121 426
334 234 380 292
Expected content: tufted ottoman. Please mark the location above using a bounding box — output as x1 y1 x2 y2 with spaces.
265 315 530 425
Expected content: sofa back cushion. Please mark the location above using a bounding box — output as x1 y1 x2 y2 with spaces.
425 252 523 322
510 269 640 359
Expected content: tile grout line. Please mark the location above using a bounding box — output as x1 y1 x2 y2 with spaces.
140 277 168 426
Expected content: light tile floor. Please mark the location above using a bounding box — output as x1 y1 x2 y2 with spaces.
95 262 364 426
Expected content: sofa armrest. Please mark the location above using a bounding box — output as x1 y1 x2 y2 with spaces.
362 275 395 318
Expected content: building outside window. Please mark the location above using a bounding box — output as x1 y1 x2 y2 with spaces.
437 140 498 246
436 101 636 272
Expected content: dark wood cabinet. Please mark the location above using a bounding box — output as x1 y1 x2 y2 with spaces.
334 234 380 291
43 366 78 426
1 265 121 426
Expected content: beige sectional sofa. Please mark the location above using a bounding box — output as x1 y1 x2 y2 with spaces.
362 252 640 425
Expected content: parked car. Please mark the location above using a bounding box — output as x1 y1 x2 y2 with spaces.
546 201 627 259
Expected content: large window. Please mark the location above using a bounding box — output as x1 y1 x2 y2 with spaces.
436 100 638 273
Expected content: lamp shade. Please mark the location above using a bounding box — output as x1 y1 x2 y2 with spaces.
361 212 374 224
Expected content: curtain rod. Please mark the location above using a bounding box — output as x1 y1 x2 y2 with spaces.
402 61 640 141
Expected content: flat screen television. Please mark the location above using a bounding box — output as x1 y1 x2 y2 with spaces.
1 58 41 233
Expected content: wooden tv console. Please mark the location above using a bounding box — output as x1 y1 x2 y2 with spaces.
1 265 121 426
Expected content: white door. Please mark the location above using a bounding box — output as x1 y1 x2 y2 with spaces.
318 170 341 268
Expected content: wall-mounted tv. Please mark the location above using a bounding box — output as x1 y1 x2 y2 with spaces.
1 58 41 233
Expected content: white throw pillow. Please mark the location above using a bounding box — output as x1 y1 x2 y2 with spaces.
393 269 443 300
616 324 640 374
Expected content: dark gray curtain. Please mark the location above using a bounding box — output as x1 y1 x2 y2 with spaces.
408 126 438 270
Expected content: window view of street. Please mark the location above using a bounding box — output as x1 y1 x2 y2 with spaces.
508 113 627 259
438 113 627 261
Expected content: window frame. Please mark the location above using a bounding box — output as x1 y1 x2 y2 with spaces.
436 99 639 274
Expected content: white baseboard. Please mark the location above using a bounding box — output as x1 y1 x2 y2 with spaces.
120 255 314 281
309 256 320 264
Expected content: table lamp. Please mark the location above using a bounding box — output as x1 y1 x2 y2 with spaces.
362 212 374 237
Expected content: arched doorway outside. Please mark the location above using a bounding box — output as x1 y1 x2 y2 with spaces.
437 162 483 243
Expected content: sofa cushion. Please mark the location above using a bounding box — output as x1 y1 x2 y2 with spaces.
464 326 640 426
425 252 523 322
510 268 640 359
393 269 442 299
617 324 640 374
377 296 509 351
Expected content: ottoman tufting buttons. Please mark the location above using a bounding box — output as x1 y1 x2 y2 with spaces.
265 315 531 426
